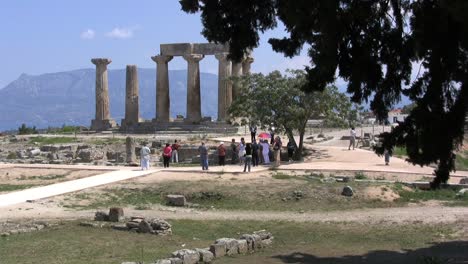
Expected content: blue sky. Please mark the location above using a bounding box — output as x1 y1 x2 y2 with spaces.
0 0 311 88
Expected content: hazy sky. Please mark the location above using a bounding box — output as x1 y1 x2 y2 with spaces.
0 0 311 88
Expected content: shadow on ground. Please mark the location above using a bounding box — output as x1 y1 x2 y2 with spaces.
272 241 468 264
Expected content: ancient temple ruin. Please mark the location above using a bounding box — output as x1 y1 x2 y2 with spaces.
90 43 253 132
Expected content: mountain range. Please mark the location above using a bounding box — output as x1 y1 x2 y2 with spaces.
0 69 219 131
0 68 411 132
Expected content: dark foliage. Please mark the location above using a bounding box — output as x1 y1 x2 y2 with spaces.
180 0 468 187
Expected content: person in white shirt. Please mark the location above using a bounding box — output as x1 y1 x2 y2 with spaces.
140 142 151 170
348 127 356 150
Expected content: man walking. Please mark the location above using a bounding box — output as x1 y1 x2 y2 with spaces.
251 139 259 167
171 140 180 163
349 127 356 150
140 142 151 170
218 142 226 166
198 142 209 170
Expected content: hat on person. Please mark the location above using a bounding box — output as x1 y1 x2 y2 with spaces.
220 142 224 145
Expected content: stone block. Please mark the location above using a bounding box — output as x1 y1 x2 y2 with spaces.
166 195 187 207
195 248 214 263
341 186 354 197
138 220 153 233
111 224 129 231
236 239 248 254
251 234 262 250
240 234 255 251
94 211 109 221
154 259 172 264
171 249 199 264
40 145 59 152
108 207 124 222
253 230 272 240
209 243 226 258
260 238 274 247
215 238 238 256
126 221 140 229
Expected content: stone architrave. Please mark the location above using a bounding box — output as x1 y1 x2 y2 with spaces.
122 65 140 128
151 55 173 122
242 56 254 75
183 54 204 123
231 62 243 99
215 53 232 121
125 136 136 163
91 58 117 130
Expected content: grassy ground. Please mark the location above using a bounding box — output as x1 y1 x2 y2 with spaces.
60 173 468 211
0 220 458 264
395 184 468 206
61 175 402 211
0 184 36 192
29 136 78 145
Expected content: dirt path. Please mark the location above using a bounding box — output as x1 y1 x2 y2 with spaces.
2 201 468 225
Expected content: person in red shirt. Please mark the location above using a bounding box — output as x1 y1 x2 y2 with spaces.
218 142 226 166
162 143 172 168
171 140 180 163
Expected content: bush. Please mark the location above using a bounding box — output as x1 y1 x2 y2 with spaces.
6 152 18 159
18 124 38 135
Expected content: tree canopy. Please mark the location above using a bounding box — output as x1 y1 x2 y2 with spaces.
180 0 468 187
229 70 357 159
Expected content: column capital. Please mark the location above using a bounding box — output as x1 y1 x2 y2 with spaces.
215 52 230 62
151 55 173 64
91 58 112 66
243 56 254 64
183 54 204 63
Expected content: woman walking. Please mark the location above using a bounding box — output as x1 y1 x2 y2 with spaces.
261 139 270 164
162 143 172 168
218 142 226 166
243 143 253 172
273 136 282 167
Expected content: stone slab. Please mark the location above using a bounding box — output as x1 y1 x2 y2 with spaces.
160 43 229 56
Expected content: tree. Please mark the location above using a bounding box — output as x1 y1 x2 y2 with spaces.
229 70 355 160
180 0 468 187
18 123 37 135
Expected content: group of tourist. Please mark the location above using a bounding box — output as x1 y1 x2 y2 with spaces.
215 135 289 172
161 140 181 168
138 131 298 171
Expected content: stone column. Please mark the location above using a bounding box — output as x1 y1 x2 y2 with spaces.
242 55 254 75
151 55 173 122
125 136 136 164
91 58 116 131
183 54 204 123
215 53 232 121
231 62 243 99
121 65 140 128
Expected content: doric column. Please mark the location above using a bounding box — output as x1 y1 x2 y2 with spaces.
121 65 140 128
215 53 232 121
90 58 116 131
231 62 243 99
151 55 173 122
183 54 204 123
242 55 254 75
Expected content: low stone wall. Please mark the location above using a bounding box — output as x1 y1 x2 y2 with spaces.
122 230 273 264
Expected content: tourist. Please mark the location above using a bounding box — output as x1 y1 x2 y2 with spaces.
243 143 253 172
218 142 226 166
239 137 246 165
251 139 259 167
384 148 391 165
171 140 180 163
230 138 238 164
162 143 172 168
199 142 209 170
287 138 296 162
140 142 151 170
273 136 282 167
261 139 270 164
249 124 257 142
348 127 356 150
